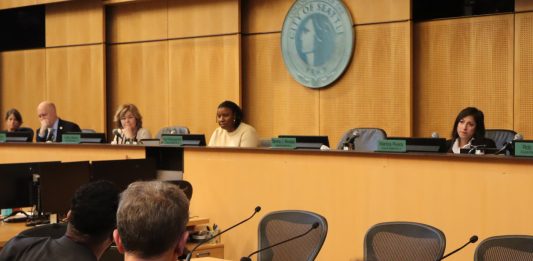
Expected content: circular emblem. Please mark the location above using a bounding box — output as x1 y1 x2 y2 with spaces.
281 0 354 88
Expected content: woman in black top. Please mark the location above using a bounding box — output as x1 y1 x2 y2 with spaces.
447 107 496 153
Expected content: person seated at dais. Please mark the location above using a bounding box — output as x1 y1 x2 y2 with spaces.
4 108 32 132
446 107 496 154
111 104 151 144
208 100 259 148
36 101 81 142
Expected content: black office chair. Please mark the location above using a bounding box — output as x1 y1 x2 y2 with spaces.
256 210 328 261
485 129 517 149
156 126 190 139
19 223 67 238
364 221 446 261
336 128 387 152
166 180 193 200
474 235 533 261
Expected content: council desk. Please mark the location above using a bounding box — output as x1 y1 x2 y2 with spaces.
1 143 532 261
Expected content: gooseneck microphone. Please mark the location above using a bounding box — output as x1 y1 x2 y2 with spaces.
440 235 478 260
113 129 123 144
343 130 359 150
240 222 320 261
495 133 523 155
185 206 261 261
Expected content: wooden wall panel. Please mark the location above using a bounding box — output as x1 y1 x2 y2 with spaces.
46 45 105 132
516 0 533 12
46 0 104 47
46 44 105 132
515 12 533 139
0 49 46 131
243 0 410 33
106 0 167 43
107 41 169 137
168 0 239 38
243 33 319 139
169 35 240 136
320 22 412 145
414 15 514 139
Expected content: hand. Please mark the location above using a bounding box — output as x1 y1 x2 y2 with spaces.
122 126 135 139
39 119 50 137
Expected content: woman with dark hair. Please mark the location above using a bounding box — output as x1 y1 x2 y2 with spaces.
446 107 496 153
208 101 259 147
111 104 151 144
4 108 23 132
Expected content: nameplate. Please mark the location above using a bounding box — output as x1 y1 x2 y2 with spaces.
377 139 406 152
271 138 297 149
0 133 6 143
161 135 183 146
514 141 533 157
62 134 81 144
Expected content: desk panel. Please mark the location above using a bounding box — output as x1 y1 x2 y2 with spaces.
0 143 145 164
184 148 533 261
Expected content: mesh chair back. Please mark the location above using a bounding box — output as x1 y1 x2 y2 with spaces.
165 180 193 200
17 127 34 141
156 126 190 139
485 129 517 149
474 235 533 261
20 223 67 239
336 128 387 151
364 221 446 261
258 210 327 261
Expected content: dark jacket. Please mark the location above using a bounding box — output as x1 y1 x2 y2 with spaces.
36 118 81 142
446 137 496 153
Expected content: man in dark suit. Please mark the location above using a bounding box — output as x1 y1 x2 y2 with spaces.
36 101 81 142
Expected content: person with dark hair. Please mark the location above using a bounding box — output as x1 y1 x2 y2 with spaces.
5 108 23 132
36 101 82 142
446 107 496 153
208 100 259 147
0 180 120 260
111 104 151 144
113 181 190 261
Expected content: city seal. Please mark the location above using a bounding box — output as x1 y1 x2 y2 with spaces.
281 0 354 88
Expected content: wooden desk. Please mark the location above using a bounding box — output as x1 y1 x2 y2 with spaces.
183 147 533 261
2 144 533 260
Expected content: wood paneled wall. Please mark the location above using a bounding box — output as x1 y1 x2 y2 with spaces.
414 15 514 138
106 0 240 137
515 12 533 139
0 50 46 130
243 0 412 144
0 0 69 10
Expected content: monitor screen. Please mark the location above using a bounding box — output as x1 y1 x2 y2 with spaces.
64 132 107 143
388 137 447 153
160 134 206 146
278 135 329 149
90 158 157 192
0 131 34 142
0 163 35 209
38 161 91 216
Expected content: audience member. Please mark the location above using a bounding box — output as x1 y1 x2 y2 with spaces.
113 181 189 261
0 180 119 260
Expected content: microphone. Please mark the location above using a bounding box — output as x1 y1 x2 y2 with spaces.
185 206 261 261
240 222 320 261
440 235 478 260
431 132 440 138
343 130 359 150
113 129 123 144
495 133 523 155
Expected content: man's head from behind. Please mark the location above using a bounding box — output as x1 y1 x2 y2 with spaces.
114 181 190 260
68 180 119 243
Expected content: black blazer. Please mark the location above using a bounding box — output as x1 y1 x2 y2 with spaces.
446 137 496 153
36 118 81 142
